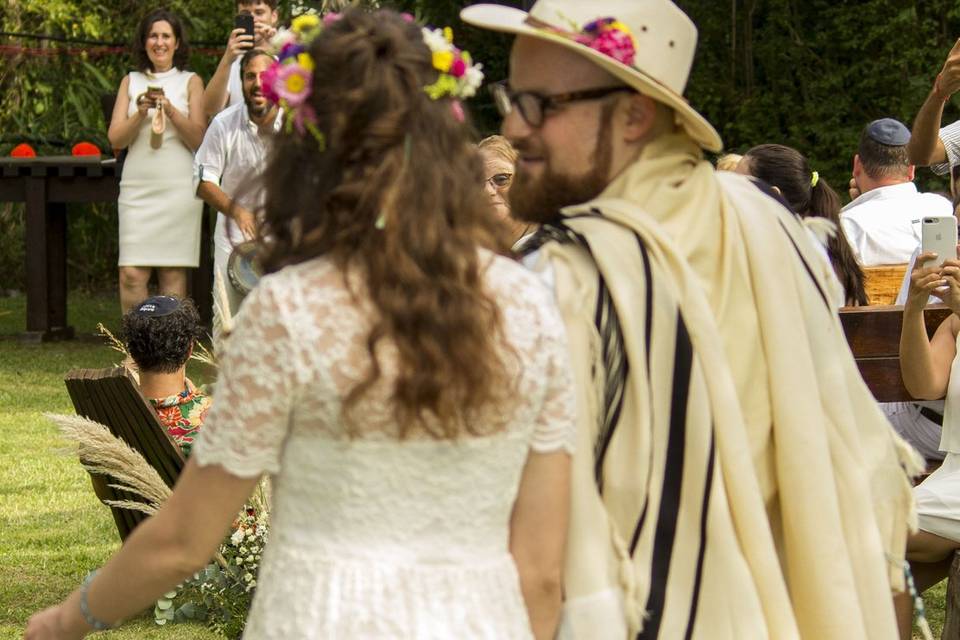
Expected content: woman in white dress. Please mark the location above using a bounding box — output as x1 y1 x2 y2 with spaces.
108 9 206 313
897 249 960 637
26 9 574 640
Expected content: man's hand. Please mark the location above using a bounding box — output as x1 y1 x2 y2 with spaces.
233 206 257 240
848 177 860 201
254 22 277 47
223 28 254 64
906 252 946 313
936 38 960 101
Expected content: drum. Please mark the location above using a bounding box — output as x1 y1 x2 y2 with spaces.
226 240 264 297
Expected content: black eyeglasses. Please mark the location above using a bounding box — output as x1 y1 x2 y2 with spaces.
489 81 633 128
485 172 513 189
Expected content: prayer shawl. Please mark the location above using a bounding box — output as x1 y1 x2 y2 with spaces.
527 134 923 640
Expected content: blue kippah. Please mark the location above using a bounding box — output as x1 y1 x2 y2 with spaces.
866 118 911 146
134 296 180 317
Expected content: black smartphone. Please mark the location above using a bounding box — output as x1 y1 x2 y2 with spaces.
234 12 255 44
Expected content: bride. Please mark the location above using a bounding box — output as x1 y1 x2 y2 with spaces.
25 8 574 640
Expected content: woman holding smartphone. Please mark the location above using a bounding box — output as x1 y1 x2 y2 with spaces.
108 8 206 313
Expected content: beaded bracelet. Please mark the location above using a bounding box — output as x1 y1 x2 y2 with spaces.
79 570 115 632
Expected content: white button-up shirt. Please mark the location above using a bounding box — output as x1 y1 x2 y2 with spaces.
840 182 951 266
194 102 281 252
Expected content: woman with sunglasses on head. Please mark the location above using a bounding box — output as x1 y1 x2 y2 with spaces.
25 9 574 640
479 135 535 250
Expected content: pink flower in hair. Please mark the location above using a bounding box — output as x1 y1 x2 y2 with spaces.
400 12 415 23
275 63 313 107
322 12 342 26
450 57 467 78
261 60 281 103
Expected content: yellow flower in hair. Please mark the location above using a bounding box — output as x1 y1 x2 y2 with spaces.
285 73 306 94
432 50 454 72
443 27 454 43
425 74 457 100
291 14 320 35
297 52 315 71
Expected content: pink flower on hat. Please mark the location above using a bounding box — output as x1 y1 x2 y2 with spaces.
576 17 636 67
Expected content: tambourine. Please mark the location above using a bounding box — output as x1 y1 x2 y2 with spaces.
226 240 264 296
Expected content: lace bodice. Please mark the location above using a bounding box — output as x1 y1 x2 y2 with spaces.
192 252 575 638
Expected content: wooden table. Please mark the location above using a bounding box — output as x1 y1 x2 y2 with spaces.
0 156 212 340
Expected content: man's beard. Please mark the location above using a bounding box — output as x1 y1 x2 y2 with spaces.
508 104 614 224
245 92 269 118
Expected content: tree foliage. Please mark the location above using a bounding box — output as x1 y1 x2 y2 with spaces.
3 0 960 291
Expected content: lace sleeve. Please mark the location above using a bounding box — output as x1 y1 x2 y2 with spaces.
530 287 577 455
192 277 296 477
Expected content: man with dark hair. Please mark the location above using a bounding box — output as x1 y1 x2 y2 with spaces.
195 48 279 327
203 0 279 118
122 296 210 457
842 118 951 266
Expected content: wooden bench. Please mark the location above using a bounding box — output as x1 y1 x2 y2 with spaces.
863 264 908 306
64 367 185 541
839 304 951 402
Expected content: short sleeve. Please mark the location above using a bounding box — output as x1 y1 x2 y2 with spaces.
931 121 960 176
191 278 295 477
530 288 577 455
193 118 226 191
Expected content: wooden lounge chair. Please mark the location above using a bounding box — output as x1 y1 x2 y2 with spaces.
64 366 185 541
862 263 908 306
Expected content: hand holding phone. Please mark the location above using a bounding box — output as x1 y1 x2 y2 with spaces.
921 215 959 267
234 13 256 47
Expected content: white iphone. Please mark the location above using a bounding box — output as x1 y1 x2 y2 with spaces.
921 215 958 267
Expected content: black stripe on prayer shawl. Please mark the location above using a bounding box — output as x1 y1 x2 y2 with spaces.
629 233 656 554
683 430 715 640
637 313 694 640
777 218 830 310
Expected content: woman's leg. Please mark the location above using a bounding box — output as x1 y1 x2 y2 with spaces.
157 267 188 300
119 266 152 314
896 530 960 639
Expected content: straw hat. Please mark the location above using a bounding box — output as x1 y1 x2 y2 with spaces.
460 0 723 152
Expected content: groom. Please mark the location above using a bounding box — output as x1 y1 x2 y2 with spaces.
464 1 919 638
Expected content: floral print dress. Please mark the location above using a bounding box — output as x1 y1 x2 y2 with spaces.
149 381 212 457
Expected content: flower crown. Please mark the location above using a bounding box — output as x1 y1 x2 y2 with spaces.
261 12 485 145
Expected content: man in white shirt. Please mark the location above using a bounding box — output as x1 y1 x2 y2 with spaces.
194 49 280 326
202 0 279 119
841 118 952 266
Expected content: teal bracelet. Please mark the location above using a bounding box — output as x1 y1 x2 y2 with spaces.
79 570 114 631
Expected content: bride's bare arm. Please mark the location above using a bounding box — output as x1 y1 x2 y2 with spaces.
510 450 570 640
25 459 260 639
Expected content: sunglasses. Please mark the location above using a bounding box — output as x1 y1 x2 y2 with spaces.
489 81 633 128
485 173 513 189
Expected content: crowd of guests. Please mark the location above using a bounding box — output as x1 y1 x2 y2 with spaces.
24 1 960 639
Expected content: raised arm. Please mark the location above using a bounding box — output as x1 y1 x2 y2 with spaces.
203 29 252 119
908 39 960 166
900 253 957 399
107 75 149 150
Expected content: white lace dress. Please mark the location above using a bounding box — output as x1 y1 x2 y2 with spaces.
191 252 576 639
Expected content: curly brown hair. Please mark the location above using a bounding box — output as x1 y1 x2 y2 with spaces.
258 9 514 439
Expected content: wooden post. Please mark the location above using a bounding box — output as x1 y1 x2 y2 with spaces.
944 552 960 639
23 176 74 341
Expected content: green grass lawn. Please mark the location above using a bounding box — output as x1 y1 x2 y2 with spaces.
0 292 216 639
0 291 949 639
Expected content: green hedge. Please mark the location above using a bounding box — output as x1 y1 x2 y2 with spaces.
3 0 959 292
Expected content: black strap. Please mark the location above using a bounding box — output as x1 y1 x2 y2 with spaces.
919 405 944 426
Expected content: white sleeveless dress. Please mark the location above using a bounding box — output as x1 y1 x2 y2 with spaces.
118 68 203 267
192 252 577 638
916 328 960 542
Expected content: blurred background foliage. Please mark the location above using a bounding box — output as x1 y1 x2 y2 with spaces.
2 0 960 292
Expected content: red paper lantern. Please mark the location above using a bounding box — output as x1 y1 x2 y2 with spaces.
10 143 36 158
71 141 101 157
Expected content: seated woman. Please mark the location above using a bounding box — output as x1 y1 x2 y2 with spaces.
738 144 868 306
897 250 960 637
121 295 210 456
478 135 533 251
